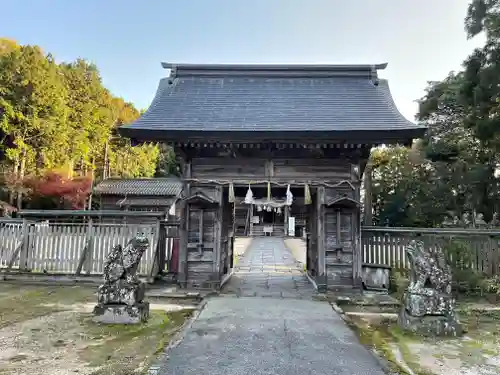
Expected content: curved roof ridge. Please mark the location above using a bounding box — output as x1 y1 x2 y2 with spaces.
161 62 388 79
377 79 422 127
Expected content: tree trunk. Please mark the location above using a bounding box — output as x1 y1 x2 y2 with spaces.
103 141 109 180
87 156 95 210
9 159 19 206
67 160 74 179
16 151 26 211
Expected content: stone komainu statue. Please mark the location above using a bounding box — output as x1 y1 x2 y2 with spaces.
405 239 452 295
102 234 150 286
93 234 151 324
398 239 462 337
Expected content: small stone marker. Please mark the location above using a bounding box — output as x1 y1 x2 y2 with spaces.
93 234 150 324
398 239 462 337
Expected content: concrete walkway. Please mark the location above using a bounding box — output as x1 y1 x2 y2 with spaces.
154 238 386 374
222 237 315 299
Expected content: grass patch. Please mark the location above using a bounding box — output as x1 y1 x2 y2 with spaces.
347 316 418 375
347 307 500 375
79 309 192 374
0 283 193 375
0 283 95 328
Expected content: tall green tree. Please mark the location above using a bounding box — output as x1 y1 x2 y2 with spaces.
0 44 68 207
0 40 175 209
369 0 500 226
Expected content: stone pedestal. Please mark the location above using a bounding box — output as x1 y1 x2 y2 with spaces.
93 281 148 324
93 302 150 324
398 290 462 337
97 280 145 306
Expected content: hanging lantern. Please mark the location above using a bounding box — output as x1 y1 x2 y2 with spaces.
257 205 262 212
277 207 282 215
244 184 254 204
228 183 235 203
304 184 312 205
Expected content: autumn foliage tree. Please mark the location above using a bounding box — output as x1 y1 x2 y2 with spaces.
24 171 92 209
0 38 177 210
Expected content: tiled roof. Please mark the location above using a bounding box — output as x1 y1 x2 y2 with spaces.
116 198 176 207
94 178 182 196
119 63 425 138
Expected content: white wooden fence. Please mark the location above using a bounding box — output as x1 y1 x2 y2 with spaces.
362 227 500 276
0 220 161 276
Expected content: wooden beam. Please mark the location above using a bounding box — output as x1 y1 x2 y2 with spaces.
316 187 326 291
18 210 166 218
147 218 163 283
7 240 23 271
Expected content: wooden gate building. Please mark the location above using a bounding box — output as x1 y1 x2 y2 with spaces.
119 63 426 290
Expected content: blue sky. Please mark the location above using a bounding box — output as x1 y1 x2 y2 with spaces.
2 0 485 121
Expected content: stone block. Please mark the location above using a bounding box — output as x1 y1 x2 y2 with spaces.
398 303 463 337
402 291 453 317
92 302 150 324
361 264 390 290
97 280 145 306
316 274 327 293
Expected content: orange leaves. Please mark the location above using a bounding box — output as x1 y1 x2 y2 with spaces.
24 171 92 209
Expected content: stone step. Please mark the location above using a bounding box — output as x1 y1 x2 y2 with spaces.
145 286 215 306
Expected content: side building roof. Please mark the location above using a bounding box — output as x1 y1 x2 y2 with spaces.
94 177 183 197
119 63 426 144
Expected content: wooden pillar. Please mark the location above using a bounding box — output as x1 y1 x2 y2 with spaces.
363 162 373 226
213 186 223 288
177 161 191 287
316 187 326 292
353 206 363 287
284 205 289 236
249 203 254 236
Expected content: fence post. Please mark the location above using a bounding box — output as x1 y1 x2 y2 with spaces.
148 219 162 282
487 235 497 277
18 219 30 271
75 218 94 275
85 219 95 274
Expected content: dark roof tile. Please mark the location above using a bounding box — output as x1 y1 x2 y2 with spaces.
119 63 425 138
95 178 182 196
116 198 176 207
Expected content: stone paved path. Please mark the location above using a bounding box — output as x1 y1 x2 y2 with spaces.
222 237 316 299
153 238 386 375
155 296 387 375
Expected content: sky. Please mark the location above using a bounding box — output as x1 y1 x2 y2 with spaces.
1 0 486 122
